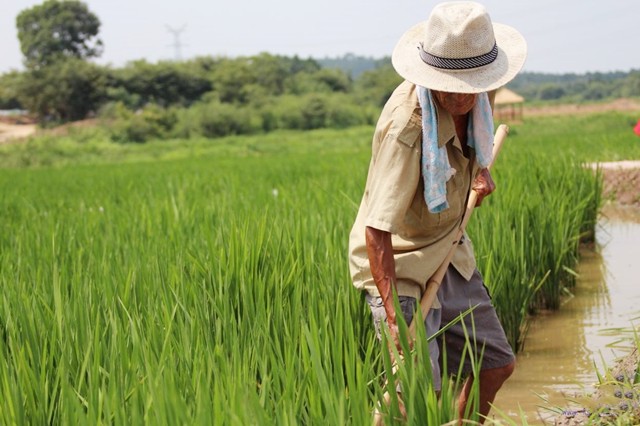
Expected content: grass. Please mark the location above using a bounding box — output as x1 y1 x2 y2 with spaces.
507 112 640 162
0 110 629 424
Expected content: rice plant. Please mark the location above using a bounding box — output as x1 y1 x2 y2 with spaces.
0 111 609 423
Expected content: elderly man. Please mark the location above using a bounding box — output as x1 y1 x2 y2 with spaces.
348 1 527 422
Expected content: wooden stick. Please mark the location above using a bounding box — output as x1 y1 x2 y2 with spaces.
408 124 510 339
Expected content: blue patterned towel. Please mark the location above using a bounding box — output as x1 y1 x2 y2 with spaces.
417 87 494 213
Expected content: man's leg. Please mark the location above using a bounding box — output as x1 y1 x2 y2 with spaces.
458 361 515 423
438 267 516 424
366 289 443 424
366 291 443 387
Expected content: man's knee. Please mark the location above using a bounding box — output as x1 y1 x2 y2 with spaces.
498 360 515 381
482 360 515 388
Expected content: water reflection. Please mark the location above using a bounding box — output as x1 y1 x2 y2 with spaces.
491 205 640 424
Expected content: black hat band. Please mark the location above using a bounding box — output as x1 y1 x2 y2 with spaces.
418 42 498 70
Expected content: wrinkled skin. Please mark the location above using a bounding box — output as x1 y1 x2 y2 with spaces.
365 226 401 351
432 90 478 116
473 168 496 207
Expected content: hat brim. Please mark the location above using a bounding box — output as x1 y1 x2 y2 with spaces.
391 22 527 93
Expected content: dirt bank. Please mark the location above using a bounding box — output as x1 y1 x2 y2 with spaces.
0 122 37 144
588 161 640 207
524 98 640 117
554 348 640 425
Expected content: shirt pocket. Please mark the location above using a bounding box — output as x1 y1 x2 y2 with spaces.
409 169 467 231
443 170 467 220
396 114 422 148
406 180 444 230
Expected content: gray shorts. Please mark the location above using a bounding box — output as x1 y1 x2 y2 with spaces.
366 266 514 390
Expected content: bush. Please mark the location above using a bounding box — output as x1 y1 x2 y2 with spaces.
269 95 305 130
269 93 372 131
301 95 328 130
326 94 376 128
109 104 177 143
172 91 373 138
0 71 24 110
174 101 263 138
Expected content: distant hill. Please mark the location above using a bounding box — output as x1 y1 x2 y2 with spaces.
511 70 640 102
317 53 389 79
318 54 640 102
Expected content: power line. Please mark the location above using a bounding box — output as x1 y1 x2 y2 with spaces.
166 24 187 61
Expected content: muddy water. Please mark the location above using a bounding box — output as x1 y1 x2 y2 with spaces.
491 205 640 424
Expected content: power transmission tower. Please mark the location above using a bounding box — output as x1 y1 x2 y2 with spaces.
166 24 187 61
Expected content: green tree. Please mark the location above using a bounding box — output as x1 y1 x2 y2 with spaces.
17 58 107 122
581 81 607 101
284 68 352 95
537 83 566 101
250 53 290 96
208 57 257 104
205 54 323 104
353 60 402 106
110 60 212 108
0 71 24 110
619 71 640 98
16 0 102 69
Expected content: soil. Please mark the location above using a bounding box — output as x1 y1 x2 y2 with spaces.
554 348 640 425
0 122 37 144
0 116 100 144
525 98 640 117
590 162 640 208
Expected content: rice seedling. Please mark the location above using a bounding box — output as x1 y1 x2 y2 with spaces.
0 111 612 423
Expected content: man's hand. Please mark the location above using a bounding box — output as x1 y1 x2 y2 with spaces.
472 168 496 207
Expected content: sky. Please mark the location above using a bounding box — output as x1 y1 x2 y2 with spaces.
1 0 639 75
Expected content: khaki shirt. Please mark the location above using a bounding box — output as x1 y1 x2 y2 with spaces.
348 80 481 302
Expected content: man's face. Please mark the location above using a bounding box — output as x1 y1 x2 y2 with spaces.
432 90 477 116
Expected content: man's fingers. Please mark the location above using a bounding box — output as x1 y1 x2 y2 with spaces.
473 168 496 206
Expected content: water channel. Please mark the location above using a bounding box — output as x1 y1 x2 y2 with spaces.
492 204 640 424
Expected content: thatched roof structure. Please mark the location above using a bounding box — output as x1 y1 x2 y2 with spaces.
494 87 524 122
495 88 524 105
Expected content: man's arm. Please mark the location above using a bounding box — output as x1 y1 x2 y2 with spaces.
365 226 401 346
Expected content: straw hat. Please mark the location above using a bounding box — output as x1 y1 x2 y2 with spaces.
391 1 527 93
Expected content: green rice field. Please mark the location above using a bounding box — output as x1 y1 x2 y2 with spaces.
1 111 639 424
